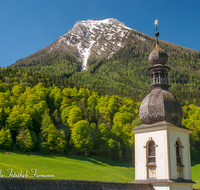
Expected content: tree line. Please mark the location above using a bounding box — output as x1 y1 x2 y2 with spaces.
0 68 199 161
0 68 139 161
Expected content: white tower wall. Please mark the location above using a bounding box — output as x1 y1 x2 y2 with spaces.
168 129 192 180
135 130 169 180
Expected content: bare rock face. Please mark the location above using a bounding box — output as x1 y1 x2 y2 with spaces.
71 24 85 37
139 89 182 125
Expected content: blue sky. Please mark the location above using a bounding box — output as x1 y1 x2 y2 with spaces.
0 0 200 68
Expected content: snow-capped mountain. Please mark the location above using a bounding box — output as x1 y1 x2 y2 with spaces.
13 18 147 71
48 18 137 70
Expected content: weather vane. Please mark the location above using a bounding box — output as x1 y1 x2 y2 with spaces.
154 19 159 44
154 19 158 29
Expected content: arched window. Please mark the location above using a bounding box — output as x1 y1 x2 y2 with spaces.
146 140 157 179
175 140 184 179
147 140 156 165
176 141 181 165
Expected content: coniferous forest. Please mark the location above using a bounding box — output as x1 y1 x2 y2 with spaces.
11 31 200 106
0 68 199 161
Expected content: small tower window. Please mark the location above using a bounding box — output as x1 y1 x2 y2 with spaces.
155 73 159 84
176 141 181 165
146 140 157 179
161 73 165 83
175 140 184 179
147 140 156 165
151 74 153 85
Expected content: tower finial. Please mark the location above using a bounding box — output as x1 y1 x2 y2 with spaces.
154 19 159 44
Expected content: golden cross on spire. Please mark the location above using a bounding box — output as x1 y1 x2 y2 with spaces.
154 19 158 26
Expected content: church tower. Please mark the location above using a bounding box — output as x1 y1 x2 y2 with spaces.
132 20 195 190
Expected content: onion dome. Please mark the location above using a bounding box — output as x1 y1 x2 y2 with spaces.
149 44 168 66
139 89 182 125
139 20 182 126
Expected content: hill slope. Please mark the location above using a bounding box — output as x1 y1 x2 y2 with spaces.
0 152 134 182
10 18 200 105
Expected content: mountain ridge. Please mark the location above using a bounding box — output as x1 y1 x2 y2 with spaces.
11 18 147 70
10 18 200 105
11 18 198 70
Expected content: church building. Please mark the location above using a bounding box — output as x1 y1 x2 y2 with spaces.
132 20 195 190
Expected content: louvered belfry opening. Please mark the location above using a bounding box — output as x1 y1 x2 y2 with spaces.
176 141 181 165
147 141 156 165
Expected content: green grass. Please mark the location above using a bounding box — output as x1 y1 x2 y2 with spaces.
0 151 134 182
0 151 199 189
192 159 200 189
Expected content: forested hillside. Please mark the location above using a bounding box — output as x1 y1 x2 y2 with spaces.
0 68 199 161
0 68 137 161
10 30 200 105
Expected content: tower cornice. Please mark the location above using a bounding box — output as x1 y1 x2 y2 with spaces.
148 64 171 72
132 121 192 134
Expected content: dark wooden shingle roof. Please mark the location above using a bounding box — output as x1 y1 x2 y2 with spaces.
0 178 155 190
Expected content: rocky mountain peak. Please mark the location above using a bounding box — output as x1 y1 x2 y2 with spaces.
46 18 147 71
47 18 135 70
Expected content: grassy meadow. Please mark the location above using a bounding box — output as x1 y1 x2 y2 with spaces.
0 151 134 182
192 159 200 189
0 151 199 189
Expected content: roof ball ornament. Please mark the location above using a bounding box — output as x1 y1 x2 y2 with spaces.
149 19 168 66
154 19 159 44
